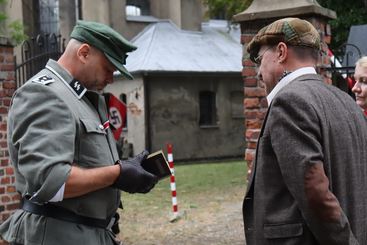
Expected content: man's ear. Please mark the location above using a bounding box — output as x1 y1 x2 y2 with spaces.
77 43 91 63
277 42 288 63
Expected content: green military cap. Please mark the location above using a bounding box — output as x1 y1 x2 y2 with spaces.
70 20 137 79
247 17 321 63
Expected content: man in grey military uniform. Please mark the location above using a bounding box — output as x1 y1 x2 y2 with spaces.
0 20 158 245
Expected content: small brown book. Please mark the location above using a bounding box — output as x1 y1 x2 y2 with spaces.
141 150 172 180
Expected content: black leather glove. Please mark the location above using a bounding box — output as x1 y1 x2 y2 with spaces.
113 150 158 193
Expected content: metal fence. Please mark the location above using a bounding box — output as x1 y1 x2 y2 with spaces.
15 33 65 88
324 43 362 98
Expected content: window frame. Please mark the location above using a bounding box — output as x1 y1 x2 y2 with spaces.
199 90 218 127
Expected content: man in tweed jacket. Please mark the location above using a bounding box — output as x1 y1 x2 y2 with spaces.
243 17 367 245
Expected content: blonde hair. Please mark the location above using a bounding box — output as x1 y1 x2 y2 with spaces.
356 56 367 68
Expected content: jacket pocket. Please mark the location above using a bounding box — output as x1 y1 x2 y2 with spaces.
78 118 111 167
264 223 303 239
80 118 107 135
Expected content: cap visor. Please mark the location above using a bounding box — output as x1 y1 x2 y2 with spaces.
105 53 134 80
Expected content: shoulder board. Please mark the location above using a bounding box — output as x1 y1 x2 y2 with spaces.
32 75 55 85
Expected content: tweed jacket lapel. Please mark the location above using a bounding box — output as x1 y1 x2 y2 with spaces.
246 101 273 194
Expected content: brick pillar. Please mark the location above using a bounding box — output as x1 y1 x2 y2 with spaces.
0 41 20 245
237 15 333 176
241 27 268 173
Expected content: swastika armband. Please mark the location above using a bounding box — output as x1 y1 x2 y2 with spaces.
32 75 55 85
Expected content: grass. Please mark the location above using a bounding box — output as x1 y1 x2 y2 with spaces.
118 160 248 245
120 160 247 213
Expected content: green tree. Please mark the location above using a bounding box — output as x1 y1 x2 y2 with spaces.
318 0 367 50
203 0 252 21
204 0 367 51
0 0 27 45
8 20 27 45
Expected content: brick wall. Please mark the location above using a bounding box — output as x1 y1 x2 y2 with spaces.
240 17 331 175
0 44 19 245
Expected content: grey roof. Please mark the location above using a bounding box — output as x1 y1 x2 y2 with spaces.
343 24 367 66
124 20 243 74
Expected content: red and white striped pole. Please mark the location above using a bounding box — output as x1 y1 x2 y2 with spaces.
167 143 178 219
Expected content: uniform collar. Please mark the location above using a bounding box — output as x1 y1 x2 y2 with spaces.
45 59 87 99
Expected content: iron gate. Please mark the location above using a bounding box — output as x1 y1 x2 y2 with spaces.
15 33 65 88
326 43 362 98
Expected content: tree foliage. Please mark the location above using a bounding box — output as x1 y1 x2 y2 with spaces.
204 0 367 52
0 0 27 45
202 0 252 21
318 0 367 50
8 20 27 45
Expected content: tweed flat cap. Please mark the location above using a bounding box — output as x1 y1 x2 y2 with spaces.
247 17 321 63
70 20 137 79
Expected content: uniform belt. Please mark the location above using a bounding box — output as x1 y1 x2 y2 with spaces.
21 198 115 229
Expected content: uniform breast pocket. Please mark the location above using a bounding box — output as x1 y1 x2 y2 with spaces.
78 118 110 166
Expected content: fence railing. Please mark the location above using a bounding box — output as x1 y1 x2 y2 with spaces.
15 33 65 88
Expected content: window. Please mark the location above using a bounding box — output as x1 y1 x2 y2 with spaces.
39 0 59 34
126 0 150 16
120 93 127 129
199 91 217 126
126 5 141 16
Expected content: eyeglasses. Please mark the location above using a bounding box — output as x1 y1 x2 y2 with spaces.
254 46 273 65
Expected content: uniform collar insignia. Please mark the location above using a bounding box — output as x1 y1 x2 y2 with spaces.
69 79 87 99
32 75 54 85
46 64 87 99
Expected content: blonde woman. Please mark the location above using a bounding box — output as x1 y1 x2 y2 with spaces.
352 56 367 115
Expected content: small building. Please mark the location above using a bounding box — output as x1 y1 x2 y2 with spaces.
105 20 244 161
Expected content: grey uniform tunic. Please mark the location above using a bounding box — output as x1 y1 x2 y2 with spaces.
0 59 121 245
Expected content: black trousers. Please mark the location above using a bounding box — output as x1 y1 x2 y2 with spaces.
10 243 23 245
